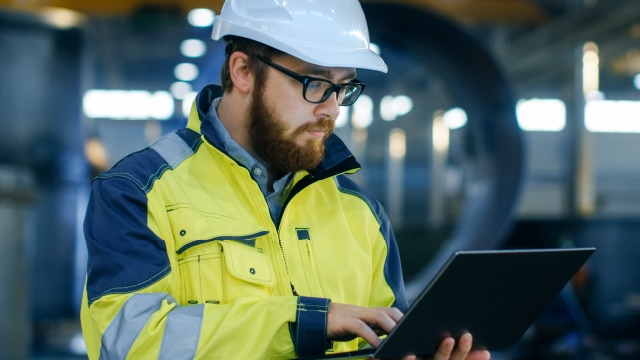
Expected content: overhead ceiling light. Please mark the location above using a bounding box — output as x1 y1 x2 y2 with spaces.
170 82 193 99
188 8 215 27
180 39 207 58
352 95 374 129
516 98 566 132
174 63 199 82
443 107 468 129
432 112 450 153
41 8 85 29
389 128 406 159
83 90 174 120
582 41 600 96
380 95 413 121
586 100 640 133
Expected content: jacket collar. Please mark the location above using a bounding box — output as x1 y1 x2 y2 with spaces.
189 84 361 180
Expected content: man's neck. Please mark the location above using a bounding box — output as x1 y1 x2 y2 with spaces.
216 95 250 151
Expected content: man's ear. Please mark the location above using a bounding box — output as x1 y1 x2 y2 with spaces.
228 51 253 93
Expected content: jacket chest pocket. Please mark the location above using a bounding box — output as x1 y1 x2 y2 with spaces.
168 205 276 305
221 240 276 301
177 240 277 305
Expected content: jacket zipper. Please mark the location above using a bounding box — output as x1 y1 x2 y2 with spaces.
258 179 298 297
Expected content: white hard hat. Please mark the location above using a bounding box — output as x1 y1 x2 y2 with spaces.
211 0 387 73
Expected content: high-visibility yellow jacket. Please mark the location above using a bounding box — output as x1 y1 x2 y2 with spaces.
80 85 408 359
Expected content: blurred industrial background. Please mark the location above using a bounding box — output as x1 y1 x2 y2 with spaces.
1 0 639 358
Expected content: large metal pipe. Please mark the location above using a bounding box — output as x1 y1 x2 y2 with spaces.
362 3 525 300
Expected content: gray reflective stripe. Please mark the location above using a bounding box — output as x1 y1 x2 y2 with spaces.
158 304 204 360
150 132 195 169
101 293 176 359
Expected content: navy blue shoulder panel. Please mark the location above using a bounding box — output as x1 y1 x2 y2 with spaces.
97 128 201 193
335 175 409 311
85 129 201 305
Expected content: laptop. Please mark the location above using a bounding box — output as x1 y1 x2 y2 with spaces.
302 247 595 359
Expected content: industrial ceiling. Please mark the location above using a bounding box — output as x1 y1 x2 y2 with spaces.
0 0 638 100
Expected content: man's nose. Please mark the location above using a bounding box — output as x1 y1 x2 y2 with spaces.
315 91 341 120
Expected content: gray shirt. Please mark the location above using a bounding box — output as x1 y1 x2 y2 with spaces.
205 98 294 227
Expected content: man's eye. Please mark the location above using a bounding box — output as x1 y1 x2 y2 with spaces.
307 81 323 91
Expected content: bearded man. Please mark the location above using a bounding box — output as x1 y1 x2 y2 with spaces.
80 1 491 359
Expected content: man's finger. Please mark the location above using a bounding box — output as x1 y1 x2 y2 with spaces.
449 333 473 360
382 306 404 323
363 309 399 334
351 320 383 347
432 337 455 360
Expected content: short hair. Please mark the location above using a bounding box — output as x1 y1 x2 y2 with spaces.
220 36 285 92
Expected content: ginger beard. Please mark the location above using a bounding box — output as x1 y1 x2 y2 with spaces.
248 83 334 173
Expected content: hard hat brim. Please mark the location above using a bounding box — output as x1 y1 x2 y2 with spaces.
212 24 388 73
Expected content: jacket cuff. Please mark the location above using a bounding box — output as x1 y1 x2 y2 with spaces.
289 296 331 357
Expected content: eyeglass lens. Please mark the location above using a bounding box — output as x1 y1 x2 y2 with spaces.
305 80 362 106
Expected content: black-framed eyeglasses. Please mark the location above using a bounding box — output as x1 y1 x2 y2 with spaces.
256 55 366 106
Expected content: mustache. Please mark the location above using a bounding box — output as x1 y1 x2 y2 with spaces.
296 117 335 135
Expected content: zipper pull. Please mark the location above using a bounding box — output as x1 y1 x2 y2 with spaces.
290 283 299 296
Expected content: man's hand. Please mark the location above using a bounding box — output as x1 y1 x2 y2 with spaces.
326 303 491 360
326 302 403 346
401 333 491 360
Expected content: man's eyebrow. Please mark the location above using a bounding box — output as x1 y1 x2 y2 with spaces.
304 65 358 82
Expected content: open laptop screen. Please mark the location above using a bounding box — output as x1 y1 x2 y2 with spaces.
303 247 595 359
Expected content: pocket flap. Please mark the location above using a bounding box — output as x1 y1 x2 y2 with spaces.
167 204 269 254
221 241 276 287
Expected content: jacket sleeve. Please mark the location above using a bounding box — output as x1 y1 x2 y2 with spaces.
80 174 329 359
